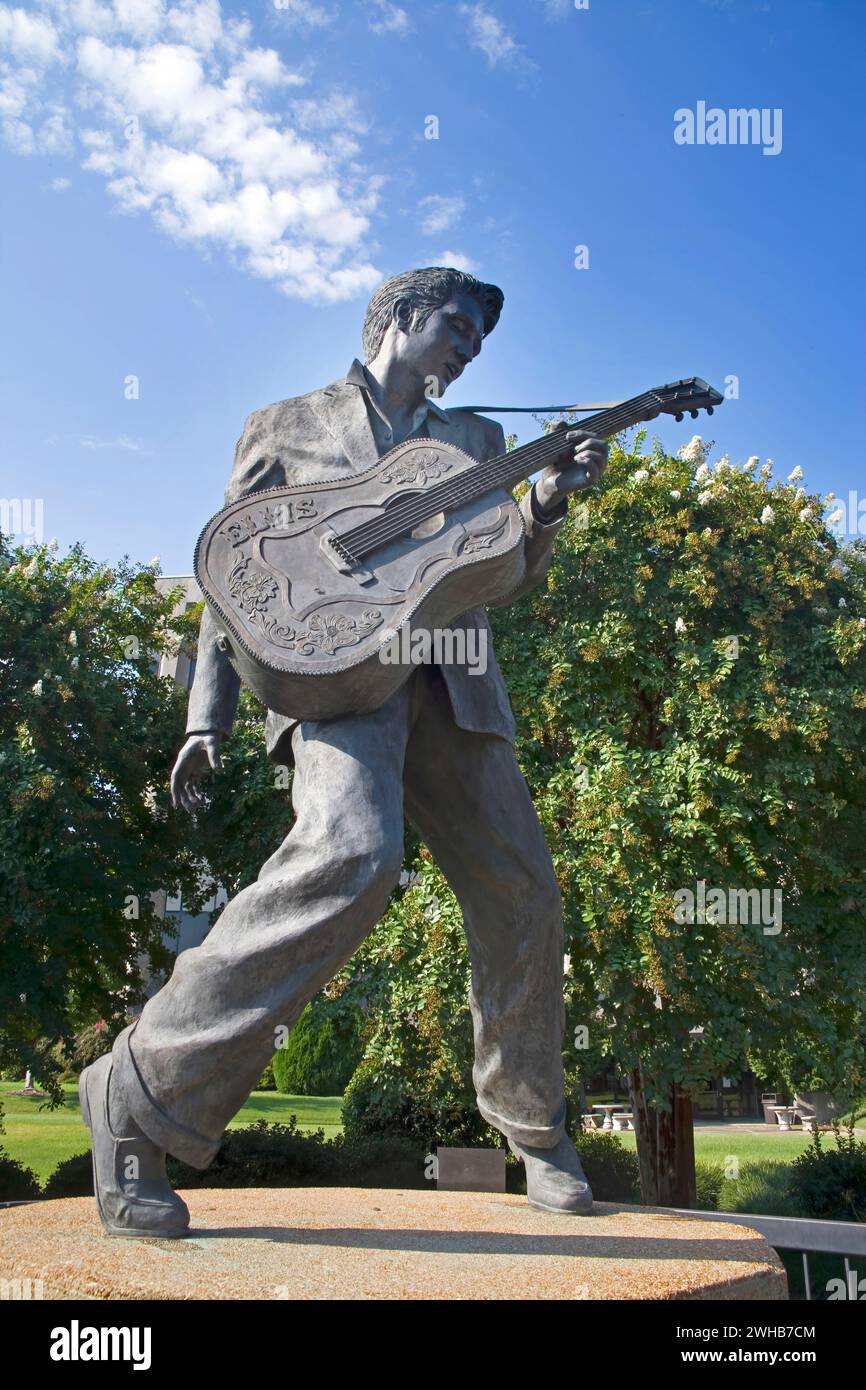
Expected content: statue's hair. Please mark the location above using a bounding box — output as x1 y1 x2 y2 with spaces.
362 267 504 362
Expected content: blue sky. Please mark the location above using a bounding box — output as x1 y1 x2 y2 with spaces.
1 0 863 573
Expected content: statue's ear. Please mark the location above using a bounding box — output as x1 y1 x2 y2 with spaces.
392 296 414 332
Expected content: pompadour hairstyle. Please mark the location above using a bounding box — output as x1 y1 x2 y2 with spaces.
362 267 504 363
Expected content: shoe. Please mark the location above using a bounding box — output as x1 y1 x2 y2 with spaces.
508 1133 594 1215
79 1051 190 1239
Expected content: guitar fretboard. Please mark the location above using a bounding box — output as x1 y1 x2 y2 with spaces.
343 391 661 560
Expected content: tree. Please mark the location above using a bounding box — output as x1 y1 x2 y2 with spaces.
493 433 866 1204
0 539 203 1100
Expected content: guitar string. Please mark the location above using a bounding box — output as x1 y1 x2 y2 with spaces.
344 393 661 556
342 393 662 558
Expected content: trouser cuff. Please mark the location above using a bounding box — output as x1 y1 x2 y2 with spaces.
477 1095 567 1149
111 1022 223 1169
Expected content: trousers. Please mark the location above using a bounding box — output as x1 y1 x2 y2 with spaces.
111 661 568 1167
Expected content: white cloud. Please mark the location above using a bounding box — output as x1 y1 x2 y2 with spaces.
418 194 464 235
433 249 477 272
48 174 70 189
368 0 410 36
271 0 335 28
0 0 383 301
457 3 535 71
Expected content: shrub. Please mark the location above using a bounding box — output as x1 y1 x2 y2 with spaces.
342 1060 497 1147
272 1000 365 1097
43 1151 93 1199
0 1150 41 1201
788 1125 866 1222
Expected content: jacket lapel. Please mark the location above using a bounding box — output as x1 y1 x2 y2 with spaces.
312 379 380 474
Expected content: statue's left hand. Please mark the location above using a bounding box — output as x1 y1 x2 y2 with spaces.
535 424 609 514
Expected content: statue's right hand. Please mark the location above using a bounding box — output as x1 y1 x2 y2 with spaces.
170 734 222 814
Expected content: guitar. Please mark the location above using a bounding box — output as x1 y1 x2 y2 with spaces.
194 377 723 720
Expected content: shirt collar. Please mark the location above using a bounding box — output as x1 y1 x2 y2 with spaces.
345 358 451 423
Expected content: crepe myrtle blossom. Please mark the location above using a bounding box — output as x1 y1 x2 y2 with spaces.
760 505 775 525
632 469 650 483
68 631 78 647
838 598 848 608
670 490 682 500
32 679 43 696
695 462 711 482
698 489 714 505
744 456 759 471
759 461 773 479
677 435 708 465
799 506 813 521
827 509 845 526
788 466 804 483
674 616 687 635
714 454 731 473
23 558 38 578
815 607 828 616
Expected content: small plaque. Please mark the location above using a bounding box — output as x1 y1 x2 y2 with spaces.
436 1146 506 1192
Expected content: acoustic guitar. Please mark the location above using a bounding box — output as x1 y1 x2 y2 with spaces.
194 377 723 720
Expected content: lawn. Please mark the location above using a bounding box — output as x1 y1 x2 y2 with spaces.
5 1079 850 1190
1 1083 344 1185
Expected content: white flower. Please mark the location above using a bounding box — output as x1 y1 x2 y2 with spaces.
815 607 828 616
47 537 59 551
799 507 813 521
760 506 775 524
23 559 38 578
632 469 650 483
148 556 161 570
831 558 849 577
695 462 711 482
674 616 687 635
795 486 805 498
787 466 803 482
32 679 43 696
745 456 759 470
670 489 681 500
838 598 847 608
68 630 78 647
71 656 79 669
827 509 845 526
759 462 773 479
677 435 708 465
825 492 836 502
714 454 730 473
703 527 713 537
860 618 866 628
698 489 714 505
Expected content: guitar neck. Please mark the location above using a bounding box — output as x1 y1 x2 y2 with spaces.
481 390 662 499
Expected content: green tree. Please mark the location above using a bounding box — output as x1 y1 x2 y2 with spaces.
0 539 203 1099
494 433 866 1204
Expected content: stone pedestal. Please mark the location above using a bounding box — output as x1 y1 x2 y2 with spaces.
0 1188 787 1300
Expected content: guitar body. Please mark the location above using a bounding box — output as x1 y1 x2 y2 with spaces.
194 438 527 721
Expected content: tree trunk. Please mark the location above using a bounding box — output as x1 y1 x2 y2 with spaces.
629 1065 697 1208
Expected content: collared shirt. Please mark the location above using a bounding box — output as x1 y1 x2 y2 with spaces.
345 358 451 453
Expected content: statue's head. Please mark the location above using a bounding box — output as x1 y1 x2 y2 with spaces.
362 266 504 393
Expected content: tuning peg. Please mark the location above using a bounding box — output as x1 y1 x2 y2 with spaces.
690 409 699 419
706 406 714 415
675 412 684 422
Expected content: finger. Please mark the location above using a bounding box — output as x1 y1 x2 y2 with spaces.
206 742 221 771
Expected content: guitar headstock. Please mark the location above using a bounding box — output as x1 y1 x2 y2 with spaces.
650 378 724 422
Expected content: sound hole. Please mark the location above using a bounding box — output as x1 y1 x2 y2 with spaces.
410 511 446 539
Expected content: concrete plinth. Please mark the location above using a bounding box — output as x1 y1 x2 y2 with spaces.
0 1189 788 1300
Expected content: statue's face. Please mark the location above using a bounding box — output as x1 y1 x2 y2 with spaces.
402 292 485 393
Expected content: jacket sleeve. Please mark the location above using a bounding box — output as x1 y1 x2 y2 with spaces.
184 409 279 737
483 420 569 610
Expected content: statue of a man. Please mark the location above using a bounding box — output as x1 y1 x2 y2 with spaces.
80 267 608 1237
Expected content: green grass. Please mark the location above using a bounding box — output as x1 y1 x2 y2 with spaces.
0 1083 343 1184
3 1079 862 1191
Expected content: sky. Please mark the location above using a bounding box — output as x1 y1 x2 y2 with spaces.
1 0 864 574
